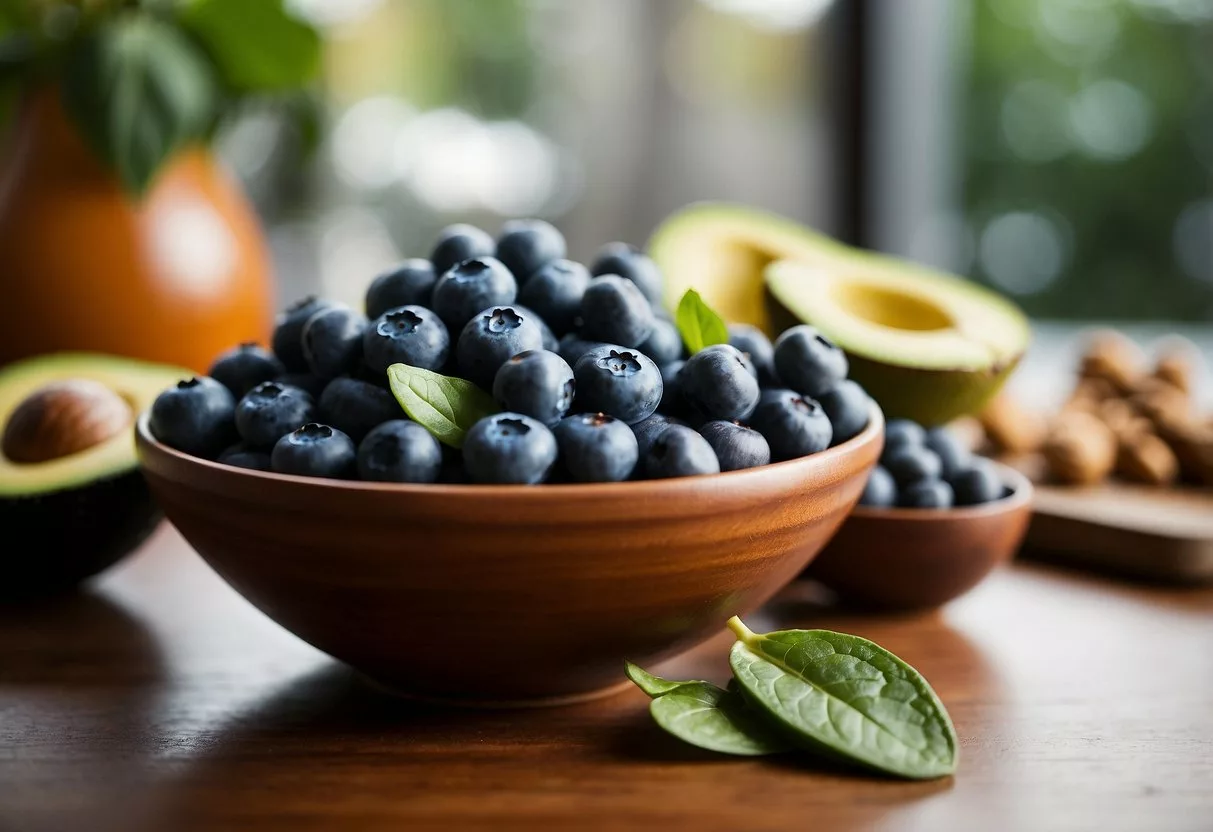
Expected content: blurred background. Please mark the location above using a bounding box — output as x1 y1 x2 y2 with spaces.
209 0 1212 325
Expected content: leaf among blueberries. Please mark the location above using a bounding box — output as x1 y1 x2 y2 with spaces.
675 289 729 355
387 364 498 449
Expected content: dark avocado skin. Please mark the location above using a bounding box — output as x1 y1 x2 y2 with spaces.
0 469 161 600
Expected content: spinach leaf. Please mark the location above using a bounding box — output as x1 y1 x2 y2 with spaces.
625 662 790 757
725 617 958 779
675 289 729 354
387 364 497 449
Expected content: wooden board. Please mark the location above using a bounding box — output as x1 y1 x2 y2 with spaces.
1021 478 1213 584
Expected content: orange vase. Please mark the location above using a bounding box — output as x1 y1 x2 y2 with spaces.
0 88 275 373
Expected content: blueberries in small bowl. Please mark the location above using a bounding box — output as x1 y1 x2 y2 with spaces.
698 420 770 471
773 325 848 399
149 376 237 459
363 305 450 374
356 420 442 484
272 296 334 373
678 344 760 422
641 424 720 479
517 259 590 336
302 306 368 380
319 377 403 443
463 413 558 485
553 412 638 483
749 389 833 461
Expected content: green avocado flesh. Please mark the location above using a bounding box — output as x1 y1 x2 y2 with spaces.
0 352 189 497
0 353 189 596
648 202 1031 425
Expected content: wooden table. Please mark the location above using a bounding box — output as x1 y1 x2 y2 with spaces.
2 525 1211 832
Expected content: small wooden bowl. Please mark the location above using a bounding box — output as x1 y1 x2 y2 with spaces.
804 462 1033 611
135 408 882 705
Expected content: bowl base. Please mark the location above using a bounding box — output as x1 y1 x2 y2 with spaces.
359 674 636 710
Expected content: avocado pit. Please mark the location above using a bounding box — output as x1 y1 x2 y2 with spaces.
2 379 132 464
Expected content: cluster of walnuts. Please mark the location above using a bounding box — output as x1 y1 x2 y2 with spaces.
977 330 1211 488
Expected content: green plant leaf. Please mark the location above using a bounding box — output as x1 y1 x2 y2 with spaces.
387 364 498 449
726 617 958 780
625 662 790 757
675 289 728 354
61 15 215 195
179 0 320 92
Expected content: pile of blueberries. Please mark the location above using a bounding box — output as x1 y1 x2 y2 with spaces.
149 218 876 485
860 419 1008 509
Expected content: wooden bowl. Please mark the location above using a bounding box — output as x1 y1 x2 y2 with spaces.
134 408 883 705
804 462 1033 611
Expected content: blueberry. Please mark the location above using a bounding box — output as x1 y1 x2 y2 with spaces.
590 242 664 305
639 317 683 366
235 381 317 448
463 413 558 484
271 423 357 479
272 296 335 373
514 304 559 352
573 345 662 425
925 426 972 480
431 223 494 275
208 342 285 398
431 256 518 333
364 259 437 319
883 445 943 485
657 360 689 417
900 479 954 509
273 372 327 399
553 412 639 482
302 306 368 380
579 274 655 348
217 443 272 471
517 259 590 336
817 379 872 446
728 324 777 387
859 465 898 507
772 325 848 399
949 459 1005 506
678 344 760 422
149 376 236 459
632 413 680 458
698 420 770 471
457 306 546 390
641 424 720 479
883 419 927 460
495 218 566 284
356 420 442 483
363 305 450 374
557 333 608 367
748 389 833 461
318 377 403 443
492 349 575 426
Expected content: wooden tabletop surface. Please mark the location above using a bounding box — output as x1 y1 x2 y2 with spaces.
2 524 1211 832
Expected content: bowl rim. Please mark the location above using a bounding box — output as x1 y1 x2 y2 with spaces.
135 402 885 497
848 459 1034 521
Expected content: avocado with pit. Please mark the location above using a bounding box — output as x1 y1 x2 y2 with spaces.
0 352 190 598
648 203 1030 426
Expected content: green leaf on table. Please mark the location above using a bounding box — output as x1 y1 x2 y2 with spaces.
387 364 498 449
61 16 215 195
625 662 790 757
675 289 728 355
725 616 958 779
179 0 321 92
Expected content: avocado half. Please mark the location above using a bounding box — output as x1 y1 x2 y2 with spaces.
648 202 1030 426
0 353 189 598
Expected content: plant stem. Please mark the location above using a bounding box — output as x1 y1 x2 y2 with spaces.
726 616 756 644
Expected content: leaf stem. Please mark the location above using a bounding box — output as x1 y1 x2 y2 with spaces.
726 616 757 644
